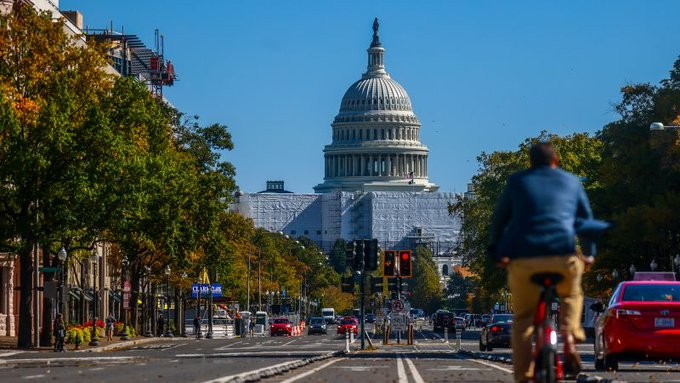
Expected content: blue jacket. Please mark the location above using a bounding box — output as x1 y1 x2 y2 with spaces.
489 166 593 261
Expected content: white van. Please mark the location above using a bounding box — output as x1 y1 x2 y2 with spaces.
321 308 336 324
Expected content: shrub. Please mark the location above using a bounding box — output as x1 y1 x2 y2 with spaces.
114 321 125 336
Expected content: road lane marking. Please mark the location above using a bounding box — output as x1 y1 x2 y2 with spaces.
214 341 243 350
397 355 408 383
0 351 24 357
468 358 514 373
22 375 45 379
282 339 297 346
404 356 425 383
279 358 343 383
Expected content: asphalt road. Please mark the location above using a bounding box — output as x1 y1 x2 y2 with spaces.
2 324 680 382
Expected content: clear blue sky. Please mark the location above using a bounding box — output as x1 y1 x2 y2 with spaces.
60 0 680 194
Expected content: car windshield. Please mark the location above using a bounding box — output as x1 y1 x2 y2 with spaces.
492 315 513 323
622 284 680 302
273 318 289 324
341 319 355 325
310 318 324 324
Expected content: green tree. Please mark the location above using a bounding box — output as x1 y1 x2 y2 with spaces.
450 132 603 302
409 245 443 314
445 271 472 311
0 4 114 348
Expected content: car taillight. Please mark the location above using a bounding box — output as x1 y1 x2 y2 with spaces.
491 326 502 333
615 309 641 318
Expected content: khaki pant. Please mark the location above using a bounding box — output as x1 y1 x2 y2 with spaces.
507 255 585 383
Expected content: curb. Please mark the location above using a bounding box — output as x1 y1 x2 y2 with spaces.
73 336 185 353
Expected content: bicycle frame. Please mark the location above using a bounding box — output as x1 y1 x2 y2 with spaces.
532 277 563 383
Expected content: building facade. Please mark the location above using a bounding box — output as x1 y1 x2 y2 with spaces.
231 19 460 282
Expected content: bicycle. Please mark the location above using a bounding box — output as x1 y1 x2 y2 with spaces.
530 272 564 383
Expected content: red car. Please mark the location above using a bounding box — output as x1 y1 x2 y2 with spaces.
270 317 292 336
594 279 680 370
336 316 358 335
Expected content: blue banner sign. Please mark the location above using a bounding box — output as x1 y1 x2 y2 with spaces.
191 283 222 298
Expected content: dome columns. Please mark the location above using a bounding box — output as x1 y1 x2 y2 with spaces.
324 152 428 179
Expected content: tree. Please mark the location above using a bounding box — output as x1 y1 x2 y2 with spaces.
409 245 443 314
450 132 603 302
445 270 472 311
0 4 113 348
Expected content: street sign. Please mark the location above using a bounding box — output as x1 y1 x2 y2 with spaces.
391 299 405 313
38 267 58 273
191 283 223 298
391 313 407 331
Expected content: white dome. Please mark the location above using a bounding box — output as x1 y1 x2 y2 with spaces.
339 76 413 113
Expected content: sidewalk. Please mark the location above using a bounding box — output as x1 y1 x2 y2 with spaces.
0 335 177 353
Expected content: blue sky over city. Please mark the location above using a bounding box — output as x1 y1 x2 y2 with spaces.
60 0 680 194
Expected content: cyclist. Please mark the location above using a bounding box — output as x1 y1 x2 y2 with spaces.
488 141 594 383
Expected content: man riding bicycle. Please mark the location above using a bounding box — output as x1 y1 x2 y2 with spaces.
489 141 594 383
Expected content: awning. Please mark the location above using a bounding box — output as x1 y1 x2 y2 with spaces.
69 290 81 300
109 291 121 303
82 291 94 302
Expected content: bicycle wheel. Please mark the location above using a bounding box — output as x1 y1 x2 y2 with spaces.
534 346 556 383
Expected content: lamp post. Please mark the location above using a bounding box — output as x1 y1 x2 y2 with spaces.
612 269 619 281
650 259 658 272
121 256 129 340
629 264 636 279
675 254 680 278
596 274 603 283
57 248 67 319
144 266 152 337
181 272 187 337
89 251 101 346
164 265 173 337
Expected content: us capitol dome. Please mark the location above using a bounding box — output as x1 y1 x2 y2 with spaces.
314 18 439 193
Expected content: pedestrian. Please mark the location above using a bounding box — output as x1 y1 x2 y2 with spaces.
249 318 255 337
193 315 201 339
157 314 165 337
53 313 66 352
488 141 602 383
106 313 115 341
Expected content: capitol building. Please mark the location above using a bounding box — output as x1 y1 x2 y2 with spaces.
230 19 460 281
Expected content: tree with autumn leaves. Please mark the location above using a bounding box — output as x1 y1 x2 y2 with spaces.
0 4 344 348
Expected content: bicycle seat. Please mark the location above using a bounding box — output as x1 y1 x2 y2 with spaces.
530 272 564 286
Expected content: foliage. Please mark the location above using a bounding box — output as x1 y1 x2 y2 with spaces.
409 245 443 314
445 271 473 310
450 132 603 302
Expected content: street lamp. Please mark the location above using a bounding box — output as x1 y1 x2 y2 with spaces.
612 269 619 280
164 265 173 337
120 256 130 340
181 272 187 337
89 250 101 346
650 122 680 131
650 259 658 272
57 247 67 318
629 264 636 278
144 266 152 337
596 274 603 282
674 255 680 278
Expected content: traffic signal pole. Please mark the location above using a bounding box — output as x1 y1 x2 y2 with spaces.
360 272 366 350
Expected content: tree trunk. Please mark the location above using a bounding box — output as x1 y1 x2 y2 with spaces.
18 243 34 349
131 269 139 332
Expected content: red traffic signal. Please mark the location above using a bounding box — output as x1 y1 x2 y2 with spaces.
399 250 412 278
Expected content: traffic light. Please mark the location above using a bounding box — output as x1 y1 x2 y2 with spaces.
399 250 412 277
341 276 354 293
345 241 356 268
364 239 378 271
383 250 396 277
354 240 365 271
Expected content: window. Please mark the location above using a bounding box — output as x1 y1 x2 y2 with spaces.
291 230 296 235
304 230 309 235
442 264 449 276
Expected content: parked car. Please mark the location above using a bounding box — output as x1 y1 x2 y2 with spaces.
432 310 456 333
479 314 513 351
337 316 359 335
594 280 680 371
307 317 328 335
454 316 466 331
270 317 292 336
